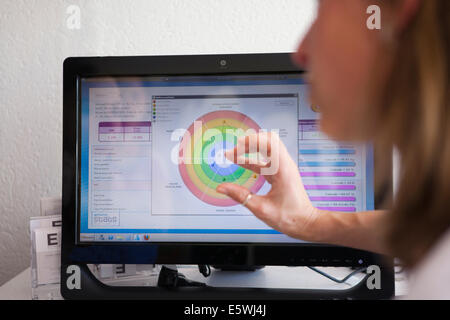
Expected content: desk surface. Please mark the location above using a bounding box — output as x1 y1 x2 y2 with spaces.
0 266 408 300
0 269 33 300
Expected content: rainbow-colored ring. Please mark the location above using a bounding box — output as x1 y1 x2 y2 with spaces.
178 111 266 206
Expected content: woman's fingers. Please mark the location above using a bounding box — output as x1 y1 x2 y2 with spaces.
230 155 270 174
227 133 274 158
216 183 266 218
225 132 280 176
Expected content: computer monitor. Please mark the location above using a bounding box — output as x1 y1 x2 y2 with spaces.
62 53 384 267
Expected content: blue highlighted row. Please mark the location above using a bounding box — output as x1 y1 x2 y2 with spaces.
299 149 356 155
299 161 356 167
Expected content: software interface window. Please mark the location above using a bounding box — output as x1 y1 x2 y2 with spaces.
79 75 373 243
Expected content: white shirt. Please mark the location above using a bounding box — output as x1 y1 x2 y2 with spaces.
403 228 450 299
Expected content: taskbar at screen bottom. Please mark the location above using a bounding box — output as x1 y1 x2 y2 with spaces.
79 232 305 243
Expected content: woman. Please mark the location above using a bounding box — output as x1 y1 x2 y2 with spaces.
217 0 449 299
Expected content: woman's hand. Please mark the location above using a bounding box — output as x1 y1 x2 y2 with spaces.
216 132 320 241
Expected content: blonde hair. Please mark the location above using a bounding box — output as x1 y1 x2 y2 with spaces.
370 0 450 267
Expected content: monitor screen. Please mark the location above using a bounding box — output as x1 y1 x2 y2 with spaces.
78 73 374 244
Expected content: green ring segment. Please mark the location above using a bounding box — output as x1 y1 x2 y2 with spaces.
200 139 244 183
191 125 254 187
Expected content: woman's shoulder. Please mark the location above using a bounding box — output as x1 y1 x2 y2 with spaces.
405 228 450 299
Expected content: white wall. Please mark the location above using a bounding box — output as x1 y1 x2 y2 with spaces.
0 0 315 285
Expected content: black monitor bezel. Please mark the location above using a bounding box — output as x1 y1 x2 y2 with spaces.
62 53 389 267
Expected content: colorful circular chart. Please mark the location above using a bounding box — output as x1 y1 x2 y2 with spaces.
178 110 266 206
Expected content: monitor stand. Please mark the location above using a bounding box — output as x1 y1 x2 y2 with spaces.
157 265 209 288
60 261 395 300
